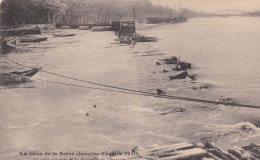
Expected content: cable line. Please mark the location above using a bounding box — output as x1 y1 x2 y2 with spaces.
4 56 260 109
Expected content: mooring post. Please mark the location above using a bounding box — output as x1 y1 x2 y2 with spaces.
133 8 136 34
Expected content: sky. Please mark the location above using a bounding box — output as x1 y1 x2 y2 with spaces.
0 0 259 13
149 0 260 13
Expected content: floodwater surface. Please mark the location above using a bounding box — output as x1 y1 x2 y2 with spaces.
1 17 260 159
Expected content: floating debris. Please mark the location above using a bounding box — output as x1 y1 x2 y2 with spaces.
141 53 164 57
143 50 158 53
169 71 188 80
188 74 198 80
163 56 178 64
118 36 135 45
172 66 182 71
192 84 210 90
118 33 157 45
218 97 234 103
156 62 162 65
160 108 186 115
156 88 166 95
132 33 158 43
162 69 169 73
163 56 192 71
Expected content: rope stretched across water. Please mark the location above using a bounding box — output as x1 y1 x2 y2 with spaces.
4 56 260 109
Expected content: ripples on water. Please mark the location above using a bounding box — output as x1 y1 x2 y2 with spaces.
1 17 260 159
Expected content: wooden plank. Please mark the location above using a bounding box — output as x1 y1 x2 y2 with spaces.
159 148 208 160
148 142 194 153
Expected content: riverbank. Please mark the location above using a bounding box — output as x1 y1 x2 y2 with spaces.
1 17 260 159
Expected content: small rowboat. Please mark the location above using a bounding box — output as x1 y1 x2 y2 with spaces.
19 37 48 43
10 67 42 77
0 67 41 85
169 71 188 80
53 34 75 37
0 73 30 85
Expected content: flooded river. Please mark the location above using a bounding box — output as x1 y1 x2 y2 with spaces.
1 17 260 159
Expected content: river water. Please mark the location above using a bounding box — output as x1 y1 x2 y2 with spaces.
1 17 260 159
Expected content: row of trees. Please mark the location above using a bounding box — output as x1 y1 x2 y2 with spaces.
1 0 67 25
0 0 174 26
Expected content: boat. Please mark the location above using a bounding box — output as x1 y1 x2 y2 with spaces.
146 16 187 24
0 67 41 85
19 37 47 43
2 27 41 37
0 73 30 85
10 67 42 77
169 71 188 80
53 33 76 37
79 26 92 30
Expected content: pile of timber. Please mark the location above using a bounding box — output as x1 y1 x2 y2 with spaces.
203 142 259 160
132 33 158 43
119 36 135 45
96 142 260 160
118 33 158 45
242 143 260 159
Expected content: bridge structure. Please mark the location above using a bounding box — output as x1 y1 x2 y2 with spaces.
208 9 250 17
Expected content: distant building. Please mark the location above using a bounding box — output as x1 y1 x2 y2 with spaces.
112 20 135 36
146 16 187 24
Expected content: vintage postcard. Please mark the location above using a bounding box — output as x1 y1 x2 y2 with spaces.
1 0 260 159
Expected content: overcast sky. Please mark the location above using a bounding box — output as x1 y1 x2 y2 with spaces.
150 0 260 13
0 0 259 13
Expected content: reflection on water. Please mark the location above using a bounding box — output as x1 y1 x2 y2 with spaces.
1 17 260 159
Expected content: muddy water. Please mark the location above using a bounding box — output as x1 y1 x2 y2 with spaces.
1 17 260 159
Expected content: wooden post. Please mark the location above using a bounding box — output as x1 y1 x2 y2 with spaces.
133 8 136 34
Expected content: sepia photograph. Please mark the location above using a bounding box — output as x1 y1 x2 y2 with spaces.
1 0 260 159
